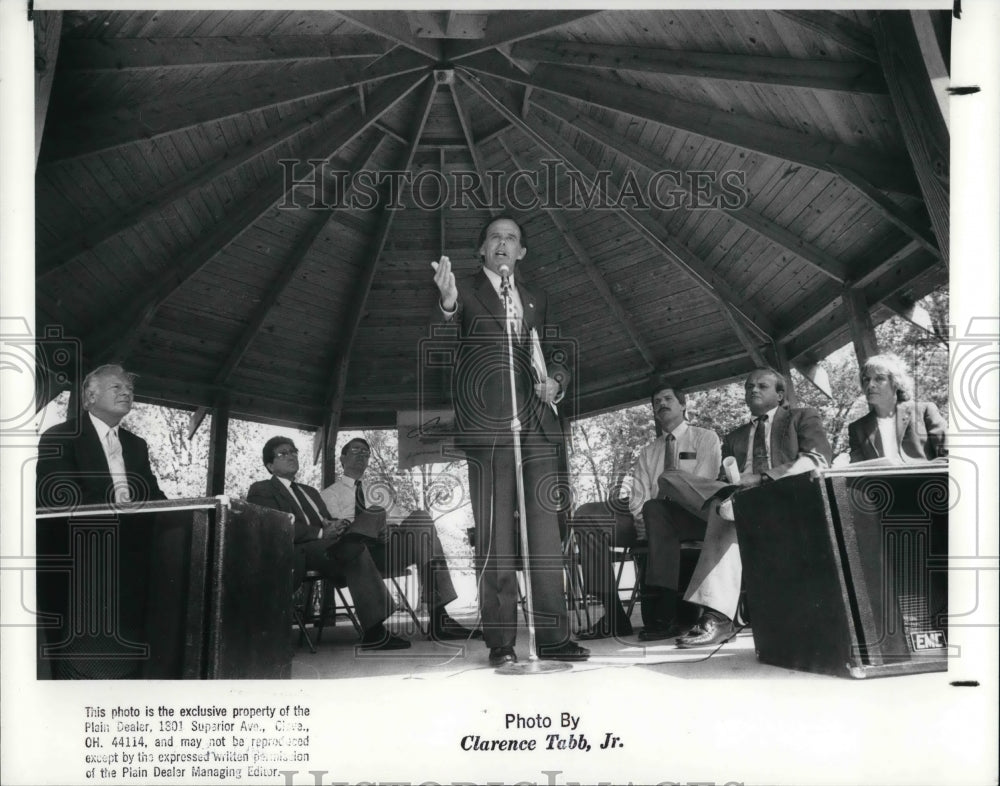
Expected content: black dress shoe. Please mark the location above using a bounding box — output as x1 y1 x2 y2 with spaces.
537 642 590 661
430 614 483 641
675 613 735 649
489 646 517 666
359 625 412 651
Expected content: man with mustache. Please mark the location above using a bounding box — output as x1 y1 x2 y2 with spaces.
650 368 832 647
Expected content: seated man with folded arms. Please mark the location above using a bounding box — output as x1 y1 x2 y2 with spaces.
635 385 722 641
654 368 833 648
246 436 410 651
572 385 720 639
320 438 479 642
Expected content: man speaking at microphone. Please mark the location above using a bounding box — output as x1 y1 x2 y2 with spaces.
430 215 589 667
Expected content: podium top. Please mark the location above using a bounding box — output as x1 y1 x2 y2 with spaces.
36 495 232 519
818 460 948 479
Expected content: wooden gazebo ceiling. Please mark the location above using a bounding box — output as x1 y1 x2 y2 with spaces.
35 9 949 431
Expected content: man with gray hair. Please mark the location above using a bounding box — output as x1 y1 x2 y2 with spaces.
36 363 166 508
35 364 166 678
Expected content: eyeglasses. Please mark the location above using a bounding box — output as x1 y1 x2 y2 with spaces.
345 447 370 456
274 449 299 458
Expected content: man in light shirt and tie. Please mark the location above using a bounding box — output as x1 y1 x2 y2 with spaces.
630 385 722 641
320 437 479 642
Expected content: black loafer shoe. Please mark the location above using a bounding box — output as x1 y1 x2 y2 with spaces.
675 615 735 649
537 642 590 661
489 646 517 667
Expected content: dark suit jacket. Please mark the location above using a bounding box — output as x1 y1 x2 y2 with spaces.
848 401 948 462
246 475 329 545
435 269 570 447
36 414 166 508
721 406 833 481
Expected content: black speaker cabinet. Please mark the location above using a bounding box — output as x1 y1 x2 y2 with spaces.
734 465 948 679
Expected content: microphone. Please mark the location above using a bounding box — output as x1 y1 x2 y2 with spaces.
498 263 512 296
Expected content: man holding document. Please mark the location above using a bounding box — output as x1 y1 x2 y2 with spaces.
430 215 589 666
247 436 410 650
648 368 832 647
320 437 479 642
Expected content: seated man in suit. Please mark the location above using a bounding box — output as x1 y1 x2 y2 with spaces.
36 363 168 678
246 436 410 651
320 438 479 642
655 368 833 648
848 352 947 463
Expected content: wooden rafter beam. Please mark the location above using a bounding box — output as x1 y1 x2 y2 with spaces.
497 135 659 371
320 79 439 485
335 11 443 61
720 304 770 368
33 11 62 166
460 70 776 341
778 239 923 347
842 288 879 367
85 74 428 364
530 92 847 283
461 50 918 197
830 164 941 258
872 11 950 268
38 91 359 278
444 11 603 61
213 133 388 391
775 11 879 63
448 81 492 209
511 38 887 94
40 48 431 164
57 34 390 71
781 244 943 361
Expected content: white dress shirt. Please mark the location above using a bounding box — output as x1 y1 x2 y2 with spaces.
320 475 359 522
89 412 130 502
629 421 722 524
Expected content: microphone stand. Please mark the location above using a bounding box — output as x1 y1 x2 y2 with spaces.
495 271 571 675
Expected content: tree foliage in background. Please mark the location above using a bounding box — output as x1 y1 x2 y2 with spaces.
567 288 949 504
48 291 947 527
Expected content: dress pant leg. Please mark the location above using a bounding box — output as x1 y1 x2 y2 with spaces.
521 438 570 647
395 510 458 608
304 538 393 632
683 503 742 620
466 447 519 649
643 499 708 590
571 504 635 627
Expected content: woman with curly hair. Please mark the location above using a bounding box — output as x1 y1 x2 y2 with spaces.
848 352 948 463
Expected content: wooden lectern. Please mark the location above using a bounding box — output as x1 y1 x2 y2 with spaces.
734 464 949 679
36 497 295 679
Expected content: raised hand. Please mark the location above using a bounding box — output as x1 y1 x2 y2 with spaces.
431 255 458 311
